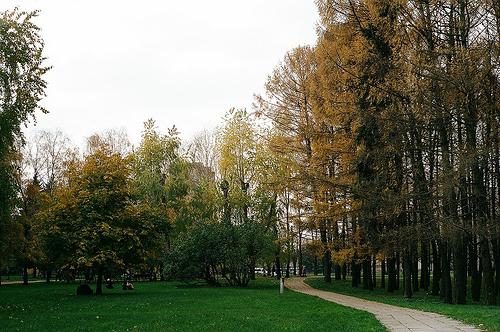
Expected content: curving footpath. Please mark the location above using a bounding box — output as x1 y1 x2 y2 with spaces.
285 278 482 332
0 279 45 285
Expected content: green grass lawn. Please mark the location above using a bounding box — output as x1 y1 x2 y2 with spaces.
0 278 385 332
306 277 500 332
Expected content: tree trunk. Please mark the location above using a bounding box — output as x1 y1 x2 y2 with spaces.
387 256 396 292
453 235 467 304
431 240 441 296
96 268 103 295
352 259 360 288
381 258 386 289
285 199 291 279
362 257 373 290
412 246 419 292
420 241 429 291
335 264 341 280
471 247 481 302
23 266 28 285
250 259 256 280
396 252 400 290
494 238 500 302
480 240 496 305
46 269 52 283
320 221 331 283
298 229 303 276
313 256 318 276
440 242 452 304
275 252 281 280
403 248 412 298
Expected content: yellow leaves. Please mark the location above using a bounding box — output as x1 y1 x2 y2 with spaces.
99 222 111 234
77 256 91 267
332 248 354 265
306 239 325 258
164 207 177 226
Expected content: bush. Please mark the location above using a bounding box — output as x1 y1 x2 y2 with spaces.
165 221 273 286
76 284 93 295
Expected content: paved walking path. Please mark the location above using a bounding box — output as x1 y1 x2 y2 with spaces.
285 278 481 332
0 279 45 285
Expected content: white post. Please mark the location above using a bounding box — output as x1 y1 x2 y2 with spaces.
280 277 284 294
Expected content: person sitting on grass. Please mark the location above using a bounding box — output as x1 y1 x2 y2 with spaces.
122 280 134 290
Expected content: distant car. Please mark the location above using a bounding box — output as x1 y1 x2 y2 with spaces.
254 267 265 275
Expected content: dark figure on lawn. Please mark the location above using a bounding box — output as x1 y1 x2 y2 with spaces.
76 284 93 295
105 278 113 289
122 280 134 290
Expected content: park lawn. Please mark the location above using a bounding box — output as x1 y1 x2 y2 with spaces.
306 277 500 332
0 278 385 332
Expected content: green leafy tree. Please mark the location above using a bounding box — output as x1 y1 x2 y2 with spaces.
218 108 257 224
0 9 49 278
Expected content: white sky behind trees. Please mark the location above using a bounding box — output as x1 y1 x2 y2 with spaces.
1 1 318 148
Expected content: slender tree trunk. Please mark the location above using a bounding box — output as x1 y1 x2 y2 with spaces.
335 264 341 280
494 238 500 301
412 245 419 292
313 256 318 276
431 240 441 296
420 241 429 291
470 237 481 301
381 258 386 289
275 252 281 280
453 235 467 304
320 220 331 283
403 248 412 298
440 242 452 303
22 266 28 285
250 258 256 280
480 240 496 305
396 252 400 290
96 268 103 295
285 198 291 279
298 233 303 276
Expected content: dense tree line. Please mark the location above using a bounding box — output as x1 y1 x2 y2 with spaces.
257 0 500 305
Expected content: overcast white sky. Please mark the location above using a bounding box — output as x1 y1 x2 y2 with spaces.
2 1 318 147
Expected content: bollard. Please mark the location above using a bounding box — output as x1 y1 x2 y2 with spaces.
280 277 284 294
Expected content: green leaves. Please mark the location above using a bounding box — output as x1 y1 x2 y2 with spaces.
165 221 274 286
0 8 49 271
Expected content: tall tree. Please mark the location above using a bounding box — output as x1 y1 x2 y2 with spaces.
0 9 49 279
